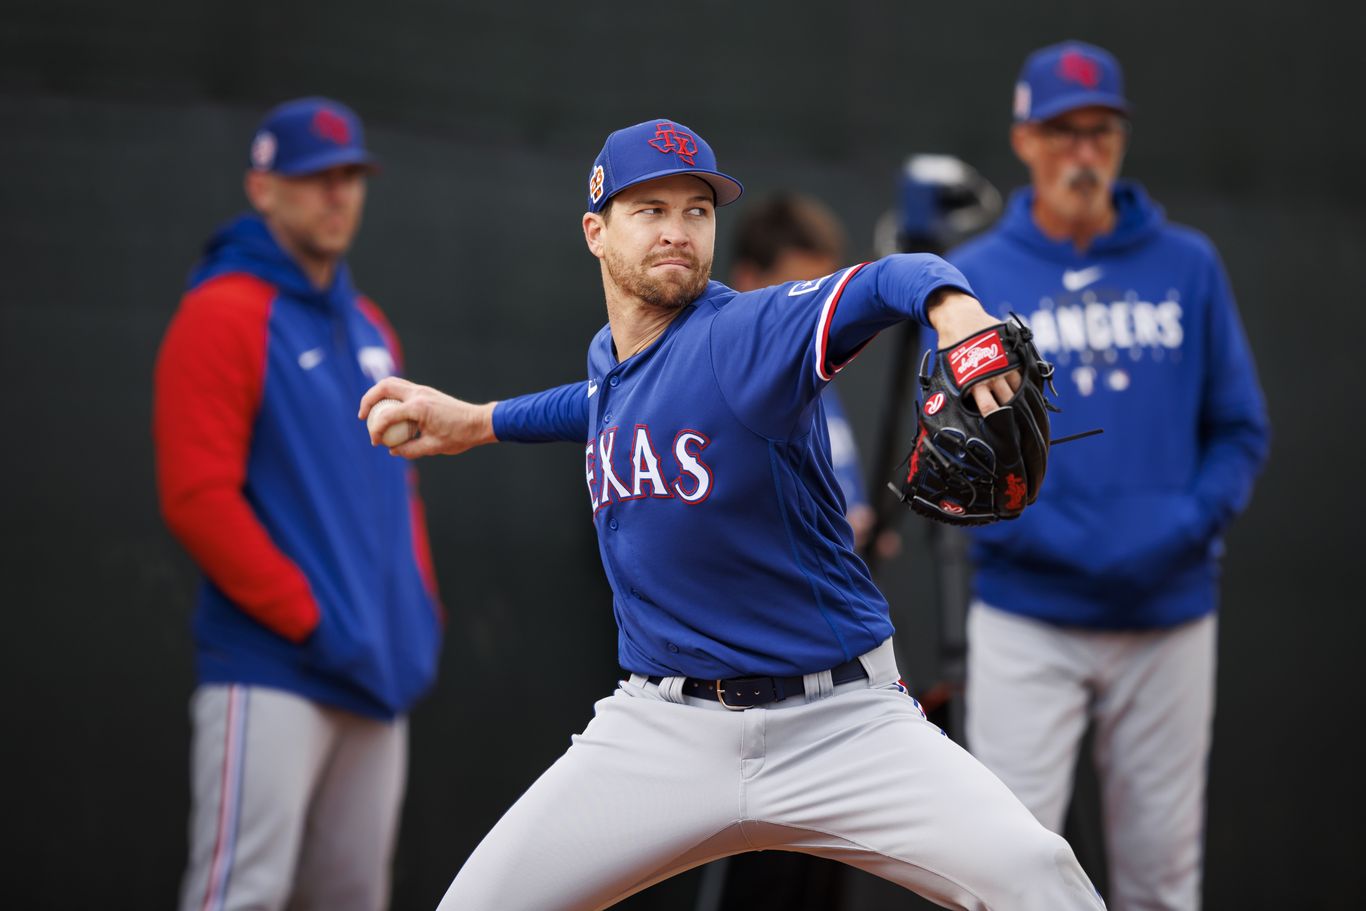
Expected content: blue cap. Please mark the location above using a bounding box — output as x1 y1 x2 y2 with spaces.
1013 42 1130 123
587 118 743 213
248 97 378 176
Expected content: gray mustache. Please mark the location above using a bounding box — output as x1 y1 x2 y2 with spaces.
1066 168 1102 190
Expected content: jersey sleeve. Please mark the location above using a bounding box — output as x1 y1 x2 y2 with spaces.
153 274 320 642
492 381 591 443
711 253 973 439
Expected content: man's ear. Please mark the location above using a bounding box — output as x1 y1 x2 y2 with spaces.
583 211 607 259
1009 124 1035 170
244 170 273 215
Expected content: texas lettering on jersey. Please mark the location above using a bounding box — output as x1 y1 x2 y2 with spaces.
585 425 713 511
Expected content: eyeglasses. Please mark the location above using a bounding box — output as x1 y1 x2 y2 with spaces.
1035 119 1130 152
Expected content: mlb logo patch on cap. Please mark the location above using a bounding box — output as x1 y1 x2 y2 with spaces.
586 118 743 213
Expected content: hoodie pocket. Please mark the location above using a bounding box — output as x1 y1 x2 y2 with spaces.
977 491 1214 588
303 605 387 689
1099 494 1213 589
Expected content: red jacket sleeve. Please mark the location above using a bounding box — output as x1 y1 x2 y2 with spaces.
153 274 320 642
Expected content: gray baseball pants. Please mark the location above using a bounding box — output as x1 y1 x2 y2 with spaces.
179 684 408 911
966 603 1217 911
438 638 1104 910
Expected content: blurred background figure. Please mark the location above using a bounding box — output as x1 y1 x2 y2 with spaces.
152 97 443 911
729 192 889 556
944 42 1270 910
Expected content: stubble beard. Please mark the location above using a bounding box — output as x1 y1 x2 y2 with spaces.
605 247 712 312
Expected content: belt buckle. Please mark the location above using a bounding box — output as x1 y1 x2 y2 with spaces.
715 679 746 710
716 676 775 710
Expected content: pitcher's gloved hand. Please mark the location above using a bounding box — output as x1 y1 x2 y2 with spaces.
895 316 1058 525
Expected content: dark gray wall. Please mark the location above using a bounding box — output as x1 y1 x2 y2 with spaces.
2 2 1362 908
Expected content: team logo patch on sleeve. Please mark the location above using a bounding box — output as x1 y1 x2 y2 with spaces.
948 329 1009 387
787 275 829 297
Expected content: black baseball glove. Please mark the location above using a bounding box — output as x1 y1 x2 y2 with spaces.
892 316 1058 525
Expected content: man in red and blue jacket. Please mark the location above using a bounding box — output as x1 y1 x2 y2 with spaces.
154 97 441 911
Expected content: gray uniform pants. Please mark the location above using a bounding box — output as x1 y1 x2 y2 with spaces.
966 603 1217 911
179 684 408 911
438 638 1104 910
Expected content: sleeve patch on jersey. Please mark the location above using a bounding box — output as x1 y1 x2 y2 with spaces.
787 275 829 297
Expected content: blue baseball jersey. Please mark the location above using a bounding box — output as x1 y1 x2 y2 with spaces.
495 254 970 678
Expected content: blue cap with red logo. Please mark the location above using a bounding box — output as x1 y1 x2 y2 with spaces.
587 118 743 213
248 97 378 176
1013 41 1130 123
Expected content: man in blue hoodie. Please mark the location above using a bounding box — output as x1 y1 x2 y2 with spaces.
945 42 1270 911
154 98 443 911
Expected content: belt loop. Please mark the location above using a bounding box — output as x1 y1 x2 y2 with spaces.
857 637 899 687
658 675 687 704
627 673 649 689
802 668 835 704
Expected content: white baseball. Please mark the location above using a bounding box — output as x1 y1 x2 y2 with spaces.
368 398 417 448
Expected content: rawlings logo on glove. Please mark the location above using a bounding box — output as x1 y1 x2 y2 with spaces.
949 331 1009 384
891 316 1059 526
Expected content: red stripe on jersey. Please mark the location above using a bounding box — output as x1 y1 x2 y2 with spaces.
815 263 872 381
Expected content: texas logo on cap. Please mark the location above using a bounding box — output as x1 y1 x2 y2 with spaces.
647 122 698 166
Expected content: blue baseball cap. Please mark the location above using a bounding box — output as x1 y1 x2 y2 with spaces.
587 118 743 213
248 97 378 176
1012 41 1130 123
